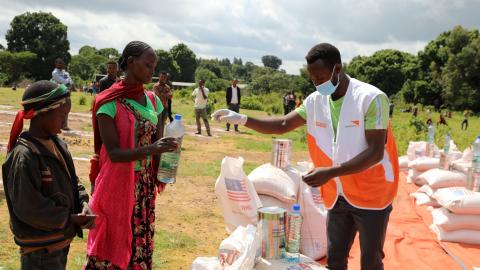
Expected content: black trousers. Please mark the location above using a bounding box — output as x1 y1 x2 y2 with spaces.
21 245 70 270
227 103 240 131
167 99 173 122
327 197 392 270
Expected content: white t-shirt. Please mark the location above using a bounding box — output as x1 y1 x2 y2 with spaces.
192 87 210 109
231 86 239 104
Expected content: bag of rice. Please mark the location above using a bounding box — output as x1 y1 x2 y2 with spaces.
399 155 409 170
408 157 440 172
432 187 480 215
430 224 480 245
410 192 440 207
431 207 480 231
248 163 299 203
416 169 466 189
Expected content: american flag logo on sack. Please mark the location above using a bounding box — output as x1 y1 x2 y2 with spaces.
225 177 250 202
311 187 323 205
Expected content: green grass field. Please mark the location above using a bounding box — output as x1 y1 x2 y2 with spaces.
0 86 478 269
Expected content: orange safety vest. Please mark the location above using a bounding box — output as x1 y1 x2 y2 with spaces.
304 78 399 210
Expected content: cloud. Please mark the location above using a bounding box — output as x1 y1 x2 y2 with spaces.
0 0 479 74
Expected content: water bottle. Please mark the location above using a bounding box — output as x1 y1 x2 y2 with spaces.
440 133 451 169
427 124 435 157
157 114 185 184
444 133 451 154
473 136 480 171
285 204 302 263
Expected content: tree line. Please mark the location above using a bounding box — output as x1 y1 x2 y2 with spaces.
0 12 479 112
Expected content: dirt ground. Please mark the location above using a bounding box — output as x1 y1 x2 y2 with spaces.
0 106 309 269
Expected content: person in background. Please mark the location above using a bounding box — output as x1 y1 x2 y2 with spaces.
213 43 399 270
192 79 212 136
2 80 94 270
412 105 418 117
287 90 297 113
283 92 290 115
426 118 433 126
462 110 469 130
98 60 118 93
296 95 304 108
153 71 174 123
389 102 394 117
85 41 178 269
166 72 174 122
51 58 74 131
438 113 448 126
226 78 241 132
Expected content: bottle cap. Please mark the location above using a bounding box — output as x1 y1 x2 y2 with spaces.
292 204 301 212
175 114 182 121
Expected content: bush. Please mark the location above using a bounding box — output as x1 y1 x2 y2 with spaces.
79 96 87 105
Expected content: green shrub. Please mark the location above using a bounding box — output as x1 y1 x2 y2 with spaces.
79 96 87 105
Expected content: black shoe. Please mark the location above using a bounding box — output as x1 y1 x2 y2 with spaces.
207 133 212 137
195 131 201 135
226 129 230 131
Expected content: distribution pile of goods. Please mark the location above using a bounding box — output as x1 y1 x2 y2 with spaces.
191 139 327 270
400 134 480 245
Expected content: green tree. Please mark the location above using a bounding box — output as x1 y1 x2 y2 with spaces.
233 57 243 65
0 50 36 83
441 36 480 111
0 44 5 51
154 49 180 80
6 12 70 80
170 43 197 82
261 55 282 70
98 48 120 58
347 49 417 96
70 45 106 81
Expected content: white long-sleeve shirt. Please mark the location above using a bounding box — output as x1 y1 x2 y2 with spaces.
51 68 73 85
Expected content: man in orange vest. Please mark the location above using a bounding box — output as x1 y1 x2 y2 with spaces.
213 43 399 270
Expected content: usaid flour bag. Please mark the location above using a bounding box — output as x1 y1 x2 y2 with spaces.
248 163 298 203
294 163 328 260
215 157 262 233
217 225 259 270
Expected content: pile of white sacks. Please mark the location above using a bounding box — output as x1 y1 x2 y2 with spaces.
215 157 328 261
399 141 480 245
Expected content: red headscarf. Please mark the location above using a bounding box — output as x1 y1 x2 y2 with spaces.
89 80 145 184
7 109 36 152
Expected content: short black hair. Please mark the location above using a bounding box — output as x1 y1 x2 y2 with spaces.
107 59 117 66
118 41 152 71
305 43 342 68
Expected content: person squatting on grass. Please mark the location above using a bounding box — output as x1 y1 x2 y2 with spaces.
213 43 399 270
85 41 178 270
2 81 94 270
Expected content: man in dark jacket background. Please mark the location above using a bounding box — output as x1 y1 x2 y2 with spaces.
226 78 241 132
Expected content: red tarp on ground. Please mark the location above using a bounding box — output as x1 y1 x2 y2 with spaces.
319 172 480 270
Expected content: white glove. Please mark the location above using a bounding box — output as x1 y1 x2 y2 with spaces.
211 109 248 126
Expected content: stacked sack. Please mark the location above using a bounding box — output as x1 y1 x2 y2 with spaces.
401 141 480 245
214 157 328 261
429 187 480 245
248 162 328 261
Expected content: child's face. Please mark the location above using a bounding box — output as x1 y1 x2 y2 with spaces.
41 97 71 135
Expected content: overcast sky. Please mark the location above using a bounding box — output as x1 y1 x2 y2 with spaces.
1 0 479 74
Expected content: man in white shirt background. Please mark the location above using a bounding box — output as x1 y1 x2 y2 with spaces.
192 79 212 136
225 79 241 132
51 58 74 130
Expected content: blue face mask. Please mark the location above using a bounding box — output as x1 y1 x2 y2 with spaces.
315 67 340 95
